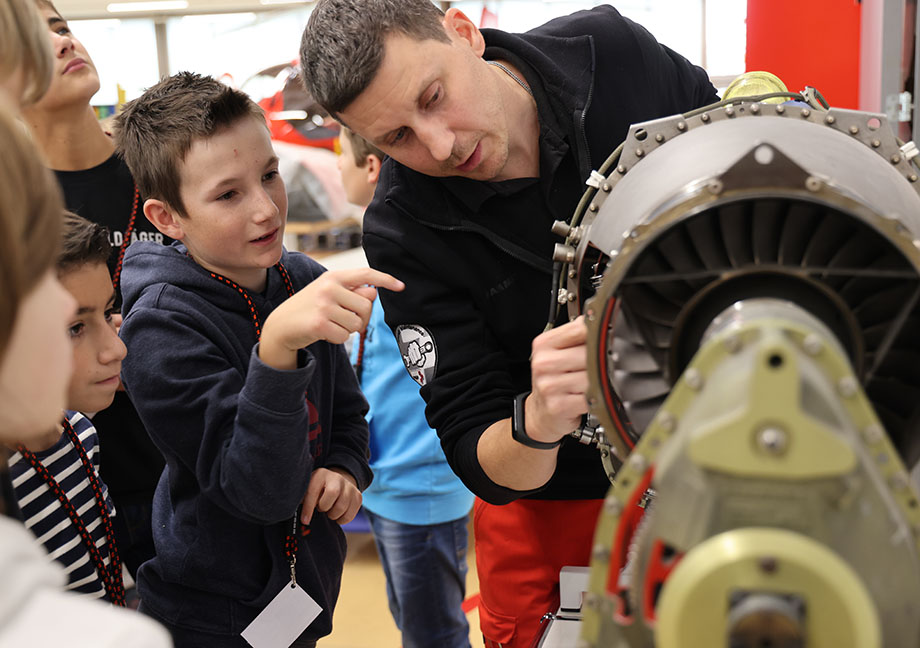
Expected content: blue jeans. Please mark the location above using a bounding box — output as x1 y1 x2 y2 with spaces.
364 509 472 648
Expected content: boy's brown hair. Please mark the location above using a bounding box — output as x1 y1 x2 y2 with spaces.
113 71 265 217
341 126 384 167
58 211 112 274
0 106 62 358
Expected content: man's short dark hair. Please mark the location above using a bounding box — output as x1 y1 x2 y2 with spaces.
58 211 111 274
300 0 448 118
113 71 265 217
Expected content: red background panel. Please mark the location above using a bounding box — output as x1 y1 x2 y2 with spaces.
746 0 862 108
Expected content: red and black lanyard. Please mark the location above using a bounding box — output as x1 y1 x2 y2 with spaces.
112 183 140 292
16 418 126 605
208 262 306 583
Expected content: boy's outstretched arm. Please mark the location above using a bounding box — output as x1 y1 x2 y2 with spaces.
260 267 404 371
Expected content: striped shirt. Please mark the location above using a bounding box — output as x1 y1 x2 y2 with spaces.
8 410 117 601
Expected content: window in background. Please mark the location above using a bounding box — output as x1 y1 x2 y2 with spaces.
165 9 311 90
68 17 159 107
449 0 745 83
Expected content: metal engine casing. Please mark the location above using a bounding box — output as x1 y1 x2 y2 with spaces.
564 102 920 647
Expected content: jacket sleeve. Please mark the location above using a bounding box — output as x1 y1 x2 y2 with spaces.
322 343 373 491
120 297 317 525
364 212 542 505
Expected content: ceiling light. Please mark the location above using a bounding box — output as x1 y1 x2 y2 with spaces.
107 0 188 13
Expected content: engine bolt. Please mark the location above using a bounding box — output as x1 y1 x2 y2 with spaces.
889 473 909 492
838 376 858 399
706 179 723 195
635 148 644 158
891 154 902 164
725 106 735 117
750 104 760 114
655 133 665 143
849 125 859 135
685 368 704 390
910 174 918 182
602 183 611 192
589 203 598 212
803 334 823 356
776 104 786 114
677 121 687 131
805 176 823 192
617 164 627 174
801 108 811 118
825 114 836 124
657 412 676 433
756 426 788 455
701 113 711 123
872 139 881 148
862 424 883 445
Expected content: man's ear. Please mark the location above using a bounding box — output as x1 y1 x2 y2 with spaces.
143 198 185 241
365 154 382 186
442 8 485 56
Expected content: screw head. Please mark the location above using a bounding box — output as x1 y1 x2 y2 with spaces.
803 334 823 356
838 376 858 399
756 426 788 455
685 368 704 390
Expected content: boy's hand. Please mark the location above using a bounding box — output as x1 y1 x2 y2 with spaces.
260 268 404 370
525 316 589 444
300 467 362 526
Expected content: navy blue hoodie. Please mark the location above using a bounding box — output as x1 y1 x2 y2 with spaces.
119 241 371 642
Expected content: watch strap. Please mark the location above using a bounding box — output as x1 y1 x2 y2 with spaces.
511 391 562 450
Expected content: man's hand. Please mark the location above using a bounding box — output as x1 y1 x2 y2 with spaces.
260 268 404 370
300 467 363 526
525 316 589 444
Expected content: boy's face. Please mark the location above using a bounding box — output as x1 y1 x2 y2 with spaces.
29 6 100 112
60 262 126 414
0 271 76 444
337 133 376 207
168 116 287 292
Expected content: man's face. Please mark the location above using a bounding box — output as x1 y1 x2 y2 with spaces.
31 6 100 111
337 133 375 207
339 23 515 182
60 262 126 414
167 116 288 292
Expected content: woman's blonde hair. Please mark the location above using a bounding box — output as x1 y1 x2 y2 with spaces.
0 0 52 106
0 106 63 358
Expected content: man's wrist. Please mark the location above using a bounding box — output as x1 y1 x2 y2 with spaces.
511 391 562 450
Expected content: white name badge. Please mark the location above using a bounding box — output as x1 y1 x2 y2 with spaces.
241 582 322 648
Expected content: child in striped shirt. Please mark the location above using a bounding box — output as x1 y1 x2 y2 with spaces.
8 212 128 604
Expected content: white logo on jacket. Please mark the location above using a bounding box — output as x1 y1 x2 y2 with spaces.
395 325 437 387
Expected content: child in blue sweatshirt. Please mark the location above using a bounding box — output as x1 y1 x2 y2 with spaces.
113 72 403 647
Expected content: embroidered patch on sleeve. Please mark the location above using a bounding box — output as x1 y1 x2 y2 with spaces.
395 324 438 387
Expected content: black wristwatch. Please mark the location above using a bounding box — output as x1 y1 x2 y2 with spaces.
511 391 563 450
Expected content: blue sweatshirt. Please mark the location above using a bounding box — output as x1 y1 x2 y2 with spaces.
352 300 472 525
119 241 371 642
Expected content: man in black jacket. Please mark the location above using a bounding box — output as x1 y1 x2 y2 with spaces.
301 3 718 646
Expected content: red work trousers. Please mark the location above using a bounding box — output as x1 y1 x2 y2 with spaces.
474 497 604 648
